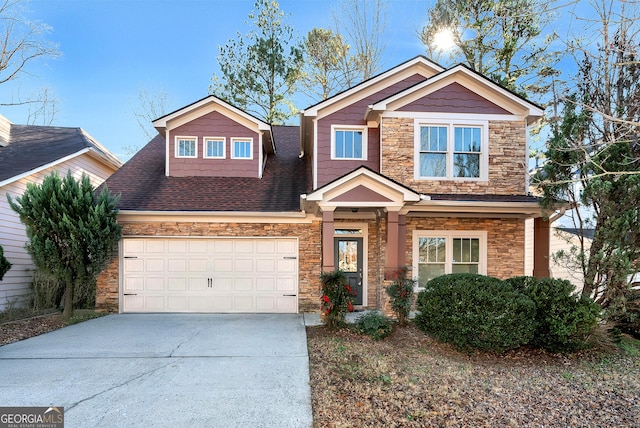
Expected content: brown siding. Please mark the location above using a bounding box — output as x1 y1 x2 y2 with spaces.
316 74 426 188
399 82 510 114
381 118 527 195
405 217 525 279
96 220 322 313
168 110 260 178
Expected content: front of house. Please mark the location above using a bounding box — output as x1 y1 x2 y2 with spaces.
97 56 552 314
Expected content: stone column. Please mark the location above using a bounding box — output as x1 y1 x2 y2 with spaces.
321 209 335 272
385 210 399 278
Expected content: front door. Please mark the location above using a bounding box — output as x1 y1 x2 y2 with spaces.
334 237 363 305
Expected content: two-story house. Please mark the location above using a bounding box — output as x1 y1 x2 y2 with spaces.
96 56 552 314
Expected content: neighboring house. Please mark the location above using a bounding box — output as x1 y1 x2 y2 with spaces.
525 222 594 292
97 56 554 314
0 115 122 310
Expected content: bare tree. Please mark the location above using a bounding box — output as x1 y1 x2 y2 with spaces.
125 87 170 157
0 0 60 116
332 0 387 84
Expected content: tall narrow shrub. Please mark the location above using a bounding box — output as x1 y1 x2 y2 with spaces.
320 270 355 329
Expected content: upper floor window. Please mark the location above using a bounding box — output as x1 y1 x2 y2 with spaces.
332 125 367 160
232 138 253 159
176 137 197 158
415 121 486 180
204 137 225 159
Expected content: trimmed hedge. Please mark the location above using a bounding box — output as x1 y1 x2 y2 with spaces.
505 276 601 352
415 274 537 353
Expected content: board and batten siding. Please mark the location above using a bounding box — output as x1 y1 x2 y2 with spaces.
0 154 117 310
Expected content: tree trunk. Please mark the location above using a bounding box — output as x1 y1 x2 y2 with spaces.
62 273 74 320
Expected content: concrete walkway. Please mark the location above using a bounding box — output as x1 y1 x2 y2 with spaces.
0 314 312 427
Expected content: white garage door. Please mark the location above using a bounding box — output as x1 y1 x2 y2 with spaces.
121 238 298 313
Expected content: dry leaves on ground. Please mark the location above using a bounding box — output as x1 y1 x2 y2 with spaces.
307 324 640 428
0 313 65 346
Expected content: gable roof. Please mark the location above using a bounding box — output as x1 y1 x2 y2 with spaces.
101 125 311 212
367 64 545 125
301 55 444 118
0 120 122 186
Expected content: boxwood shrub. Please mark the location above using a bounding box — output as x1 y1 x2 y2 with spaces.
415 273 536 354
504 276 601 352
354 311 394 341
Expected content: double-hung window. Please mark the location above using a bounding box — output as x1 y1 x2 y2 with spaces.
231 138 252 159
332 125 367 160
204 137 225 159
416 121 486 179
413 231 487 288
175 136 197 158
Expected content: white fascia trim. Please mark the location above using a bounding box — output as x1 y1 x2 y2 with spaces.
165 132 170 176
81 129 123 168
153 95 270 131
117 210 315 224
313 118 318 189
382 111 525 122
304 58 444 119
0 148 89 188
405 200 543 216
372 65 544 118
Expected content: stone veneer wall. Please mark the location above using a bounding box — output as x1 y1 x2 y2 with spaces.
405 217 525 279
381 118 527 195
96 220 322 313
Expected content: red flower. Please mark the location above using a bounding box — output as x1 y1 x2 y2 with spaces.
322 295 330 303
347 302 354 312
346 285 352 294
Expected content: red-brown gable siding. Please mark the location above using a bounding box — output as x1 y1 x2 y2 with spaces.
398 82 510 114
168 110 260 178
316 74 426 188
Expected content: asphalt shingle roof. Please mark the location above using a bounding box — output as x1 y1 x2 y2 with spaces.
0 124 119 182
101 125 312 212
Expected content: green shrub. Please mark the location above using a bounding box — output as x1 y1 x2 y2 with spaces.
615 289 640 339
505 276 600 352
320 270 355 329
32 271 65 310
385 266 415 326
0 244 11 281
355 311 394 340
415 273 536 353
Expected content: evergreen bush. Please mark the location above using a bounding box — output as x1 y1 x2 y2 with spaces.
320 270 355 329
355 311 394 340
385 266 415 326
415 273 536 353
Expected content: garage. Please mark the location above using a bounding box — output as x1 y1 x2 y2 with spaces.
121 237 298 313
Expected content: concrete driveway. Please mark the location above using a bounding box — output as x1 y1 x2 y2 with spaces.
0 314 313 427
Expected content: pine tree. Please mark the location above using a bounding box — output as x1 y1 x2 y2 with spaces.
8 172 122 319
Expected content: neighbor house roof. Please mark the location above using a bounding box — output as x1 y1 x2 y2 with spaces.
102 125 311 212
0 119 122 186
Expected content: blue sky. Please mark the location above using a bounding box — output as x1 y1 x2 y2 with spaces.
0 0 586 161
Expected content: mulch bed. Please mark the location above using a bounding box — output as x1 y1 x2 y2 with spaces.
0 313 65 346
307 324 640 427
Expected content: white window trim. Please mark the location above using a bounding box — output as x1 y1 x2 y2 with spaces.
175 136 198 158
414 119 488 181
231 137 253 160
412 230 488 290
203 137 226 159
331 125 368 160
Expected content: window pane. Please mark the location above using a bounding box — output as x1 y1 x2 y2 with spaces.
429 127 439 151
420 127 430 151
471 239 480 262
454 127 463 152
234 141 250 158
419 264 445 287
353 131 362 158
179 139 195 157
207 140 223 157
452 264 478 274
336 131 344 157
345 131 353 157
453 153 480 177
471 128 481 152
420 153 446 177
419 237 445 263
438 127 447 151
338 241 358 272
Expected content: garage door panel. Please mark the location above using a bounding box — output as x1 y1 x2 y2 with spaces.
146 277 165 291
122 238 298 313
167 278 186 291
146 259 165 273
214 259 233 272
168 259 187 272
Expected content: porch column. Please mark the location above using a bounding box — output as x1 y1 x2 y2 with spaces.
533 217 551 278
397 214 406 267
322 209 335 272
385 210 399 278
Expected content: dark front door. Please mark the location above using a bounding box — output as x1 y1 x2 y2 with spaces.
334 237 363 305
